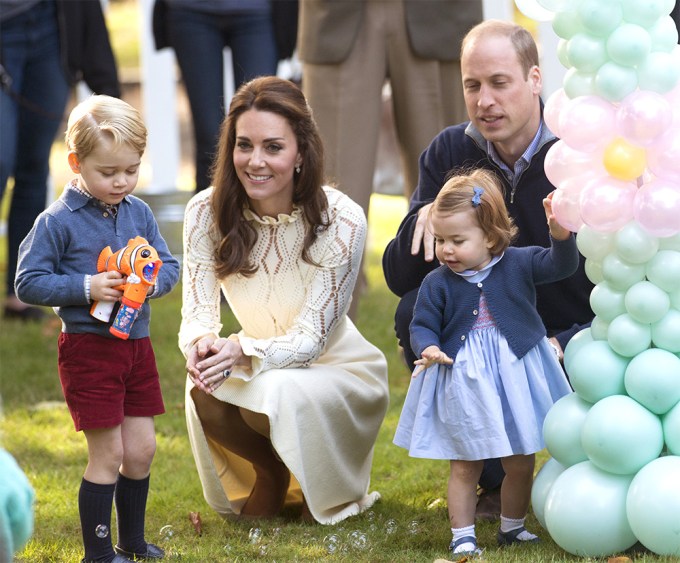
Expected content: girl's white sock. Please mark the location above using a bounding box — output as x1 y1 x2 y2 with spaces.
451 525 476 553
500 515 538 541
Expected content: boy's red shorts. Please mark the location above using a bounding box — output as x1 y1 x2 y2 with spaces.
58 333 165 431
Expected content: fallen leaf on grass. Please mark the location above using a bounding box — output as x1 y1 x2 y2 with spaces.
607 558 632 563
189 511 202 536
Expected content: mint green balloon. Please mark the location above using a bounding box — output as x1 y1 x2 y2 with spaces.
646 250 680 292
585 258 604 284
625 348 680 414
564 68 596 98
590 281 626 322
544 393 591 467
662 401 680 454
545 462 637 557
577 224 615 260
595 61 639 101
621 0 666 28
532 457 567 530
637 51 680 94
652 310 680 352
608 313 652 356
658 233 680 251
607 24 652 67
624 281 670 324
552 8 584 40
590 315 610 340
615 221 659 264
581 394 664 475
670 288 680 309
577 0 623 37
649 15 679 52
568 340 629 402
557 38 571 68
564 328 595 373
627 456 680 557
567 33 609 73
602 253 646 290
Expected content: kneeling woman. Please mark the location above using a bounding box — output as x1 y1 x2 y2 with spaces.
179 76 389 524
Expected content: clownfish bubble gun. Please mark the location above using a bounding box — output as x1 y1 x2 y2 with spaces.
90 236 163 339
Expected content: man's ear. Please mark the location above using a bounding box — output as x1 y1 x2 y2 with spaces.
67 152 80 173
529 64 542 95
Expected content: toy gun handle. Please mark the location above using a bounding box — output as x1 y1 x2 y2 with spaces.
90 300 115 322
110 296 143 340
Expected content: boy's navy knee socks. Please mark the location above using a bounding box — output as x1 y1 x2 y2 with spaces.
79 478 116 561
114 472 150 553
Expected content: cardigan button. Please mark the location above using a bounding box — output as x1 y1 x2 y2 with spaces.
477 282 483 288
103 212 109 218
460 335 466 341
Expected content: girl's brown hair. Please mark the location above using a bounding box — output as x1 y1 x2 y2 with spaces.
432 169 518 255
210 76 328 278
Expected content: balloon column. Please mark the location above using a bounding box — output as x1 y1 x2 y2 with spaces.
516 0 680 558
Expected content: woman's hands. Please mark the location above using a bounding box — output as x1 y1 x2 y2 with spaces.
186 336 250 394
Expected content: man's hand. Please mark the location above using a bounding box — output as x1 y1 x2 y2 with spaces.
411 203 436 262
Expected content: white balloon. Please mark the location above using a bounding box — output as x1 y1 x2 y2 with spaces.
515 0 555 21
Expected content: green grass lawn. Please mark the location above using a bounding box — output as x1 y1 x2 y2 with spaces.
0 195 671 562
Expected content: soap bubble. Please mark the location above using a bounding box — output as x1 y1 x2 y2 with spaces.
348 530 368 550
384 519 398 535
323 534 341 554
248 527 262 544
95 524 109 539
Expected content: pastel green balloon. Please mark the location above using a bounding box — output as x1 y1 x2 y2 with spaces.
595 61 639 102
652 309 680 352
577 225 615 260
637 51 680 94
567 33 609 73
557 38 571 68
624 281 670 324
602 253 646 290
608 313 652 357
585 258 604 284
625 348 680 414
615 221 659 264
581 394 664 475
568 340 629 402
590 315 610 340
670 288 680 309
552 8 584 40
646 250 680 292
658 233 680 251
564 328 595 374
607 24 652 67
532 457 567 530
590 281 627 322
577 0 623 37
543 392 591 467
621 0 667 28
627 456 680 556
662 401 680 454
649 15 679 52
545 462 636 557
563 68 596 98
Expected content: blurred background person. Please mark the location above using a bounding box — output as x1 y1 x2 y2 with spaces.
0 0 120 321
152 0 298 193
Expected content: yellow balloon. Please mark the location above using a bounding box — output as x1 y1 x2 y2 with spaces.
603 137 646 181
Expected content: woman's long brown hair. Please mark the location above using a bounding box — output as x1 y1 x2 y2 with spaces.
210 76 328 278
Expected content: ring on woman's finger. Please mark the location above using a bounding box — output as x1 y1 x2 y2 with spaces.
222 369 231 379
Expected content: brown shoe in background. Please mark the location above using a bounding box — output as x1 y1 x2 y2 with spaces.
475 487 501 521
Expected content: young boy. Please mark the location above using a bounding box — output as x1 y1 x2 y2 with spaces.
15 95 180 563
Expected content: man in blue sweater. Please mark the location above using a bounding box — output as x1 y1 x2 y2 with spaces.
382 19 593 519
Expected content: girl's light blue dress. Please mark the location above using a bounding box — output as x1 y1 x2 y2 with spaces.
393 257 572 460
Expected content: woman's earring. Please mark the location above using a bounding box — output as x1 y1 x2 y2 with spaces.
295 164 301 174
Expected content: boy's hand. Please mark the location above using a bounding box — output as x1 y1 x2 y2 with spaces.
543 191 571 241
412 345 453 377
90 270 125 302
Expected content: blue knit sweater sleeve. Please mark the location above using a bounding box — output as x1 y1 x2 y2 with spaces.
410 268 448 359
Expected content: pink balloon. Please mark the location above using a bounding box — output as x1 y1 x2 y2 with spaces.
545 141 605 187
559 95 617 152
544 88 570 137
634 179 680 237
580 177 637 232
617 90 671 147
647 128 680 183
553 182 586 232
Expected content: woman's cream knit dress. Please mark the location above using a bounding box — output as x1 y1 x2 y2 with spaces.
178 186 389 524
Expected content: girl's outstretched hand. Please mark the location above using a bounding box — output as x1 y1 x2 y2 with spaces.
412 345 453 377
543 191 571 241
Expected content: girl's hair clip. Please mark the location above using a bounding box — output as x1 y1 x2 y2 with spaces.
472 186 484 207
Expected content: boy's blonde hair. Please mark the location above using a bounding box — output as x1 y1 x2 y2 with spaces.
65 95 147 160
432 169 518 255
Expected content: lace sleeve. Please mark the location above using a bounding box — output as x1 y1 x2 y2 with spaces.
238 191 367 376
178 191 223 357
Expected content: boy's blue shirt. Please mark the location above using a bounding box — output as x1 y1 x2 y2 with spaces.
15 182 180 339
